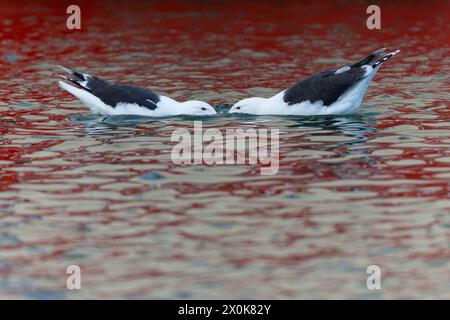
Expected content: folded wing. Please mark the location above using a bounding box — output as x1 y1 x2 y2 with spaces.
58 66 160 110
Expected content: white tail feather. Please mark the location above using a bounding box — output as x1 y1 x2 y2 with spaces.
372 49 401 68
58 81 105 114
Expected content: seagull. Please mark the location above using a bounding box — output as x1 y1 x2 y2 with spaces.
229 48 400 115
57 66 217 116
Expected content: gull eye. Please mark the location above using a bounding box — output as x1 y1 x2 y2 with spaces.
236 107 241 110
201 107 207 111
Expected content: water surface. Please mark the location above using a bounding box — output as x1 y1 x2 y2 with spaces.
0 0 449 299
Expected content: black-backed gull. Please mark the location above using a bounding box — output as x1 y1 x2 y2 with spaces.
229 48 400 115
57 66 217 116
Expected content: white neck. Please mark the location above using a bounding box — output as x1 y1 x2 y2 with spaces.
155 96 184 116
254 91 286 115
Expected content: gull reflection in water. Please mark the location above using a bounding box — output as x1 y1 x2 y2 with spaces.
286 114 377 145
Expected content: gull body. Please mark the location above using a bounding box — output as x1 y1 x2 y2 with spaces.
229 48 400 115
57 66 216 117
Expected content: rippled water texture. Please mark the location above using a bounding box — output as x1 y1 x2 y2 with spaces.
0 0 449 299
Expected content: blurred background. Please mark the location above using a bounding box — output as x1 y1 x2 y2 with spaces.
0 0 449 299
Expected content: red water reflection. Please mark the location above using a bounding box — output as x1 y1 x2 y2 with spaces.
0 0 449 299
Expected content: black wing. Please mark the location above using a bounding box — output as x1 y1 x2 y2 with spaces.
86 77 160 110
283 67 367 107
57 66 160 110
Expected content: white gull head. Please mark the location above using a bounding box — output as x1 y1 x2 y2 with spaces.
157 96 217 116
180 100 217 115
228 97 273 115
